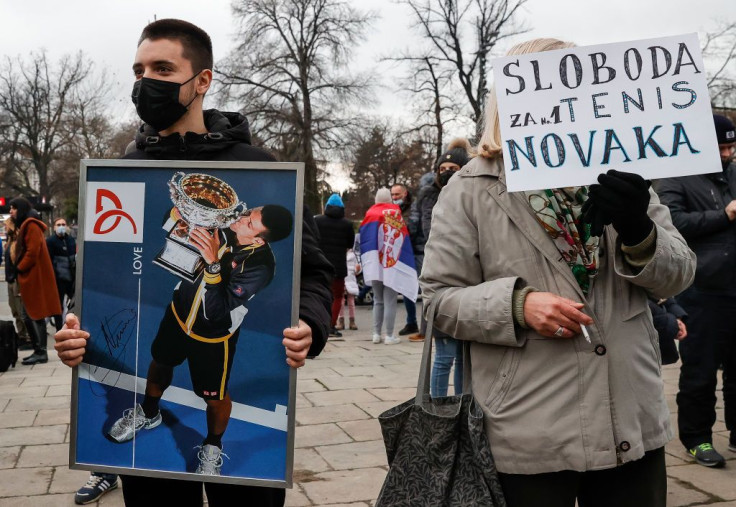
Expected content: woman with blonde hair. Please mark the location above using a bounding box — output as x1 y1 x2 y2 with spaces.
419 38 696 506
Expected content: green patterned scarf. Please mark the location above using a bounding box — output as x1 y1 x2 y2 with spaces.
525 187 600 295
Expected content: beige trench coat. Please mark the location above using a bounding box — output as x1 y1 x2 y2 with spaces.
419 156 696 474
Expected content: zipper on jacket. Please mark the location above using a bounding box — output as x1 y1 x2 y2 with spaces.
179 136 187 152
710 188 720 208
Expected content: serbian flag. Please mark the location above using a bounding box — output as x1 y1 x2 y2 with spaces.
359 203 418 302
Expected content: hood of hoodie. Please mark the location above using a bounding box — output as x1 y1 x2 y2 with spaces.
325 204 345 219
133 109 253 158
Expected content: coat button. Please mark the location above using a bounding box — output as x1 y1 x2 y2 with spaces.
595 345 607 356
620 441 631 452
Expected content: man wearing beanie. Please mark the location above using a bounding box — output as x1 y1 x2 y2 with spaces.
409 139 472 344
54 18 333 506
654 114 736 468
315 193 356 337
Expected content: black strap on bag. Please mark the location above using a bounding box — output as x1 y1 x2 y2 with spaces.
416 292 473 403
376 289 506 507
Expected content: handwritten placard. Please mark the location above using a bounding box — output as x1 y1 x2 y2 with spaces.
492 34 720 192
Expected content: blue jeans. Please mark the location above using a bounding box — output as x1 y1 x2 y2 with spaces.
430 336 463 397
403 297 417 325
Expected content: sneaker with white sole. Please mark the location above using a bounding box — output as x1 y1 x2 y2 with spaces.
384 335 401 345
688 442 725 467
107 403 162 443
372 334 382 344
74 472 118 505
195 444 228 475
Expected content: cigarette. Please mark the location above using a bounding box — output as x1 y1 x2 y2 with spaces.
581 324 591 343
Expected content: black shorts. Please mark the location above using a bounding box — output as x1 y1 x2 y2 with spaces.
151 305 239 400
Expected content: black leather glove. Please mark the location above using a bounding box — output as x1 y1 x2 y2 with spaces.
584 169 654 246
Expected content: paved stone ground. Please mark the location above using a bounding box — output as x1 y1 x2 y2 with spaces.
0 286 734 506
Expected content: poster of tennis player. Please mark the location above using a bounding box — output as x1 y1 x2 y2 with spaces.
70 160 303 487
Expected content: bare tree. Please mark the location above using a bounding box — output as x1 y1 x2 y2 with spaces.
702 21 736 108
0 52 108 202
400 0 527 124
217 0 373 211
385 53 460 160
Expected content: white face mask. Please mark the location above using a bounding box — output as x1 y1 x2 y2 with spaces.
55 225 66 235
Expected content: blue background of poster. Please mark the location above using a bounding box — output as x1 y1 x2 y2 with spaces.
75 164 297 481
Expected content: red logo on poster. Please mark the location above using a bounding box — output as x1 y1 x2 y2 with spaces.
93 189 138 235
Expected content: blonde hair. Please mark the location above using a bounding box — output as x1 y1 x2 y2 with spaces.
478 38 575 159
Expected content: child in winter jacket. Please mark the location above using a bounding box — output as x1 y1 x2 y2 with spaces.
336 249 360 330
647 296 688 365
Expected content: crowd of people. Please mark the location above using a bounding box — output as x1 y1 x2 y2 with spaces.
2 198 76 366
0 16 728 507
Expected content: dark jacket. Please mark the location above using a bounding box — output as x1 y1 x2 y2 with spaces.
172 237 275 340
654 163 736 293
416 183 441 244
125 109 333 356
314 205 355 278
46 233 76 283
647 297 687 365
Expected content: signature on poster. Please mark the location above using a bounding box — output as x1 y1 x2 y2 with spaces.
100 308 137 356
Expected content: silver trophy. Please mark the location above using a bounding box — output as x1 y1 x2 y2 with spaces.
153 172 246 281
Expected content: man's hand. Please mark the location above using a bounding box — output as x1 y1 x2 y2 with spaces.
725 200 736 221
54 313 90 368
283 319 312 368
676 318 688 340
524 292 593 338
189 227 221 264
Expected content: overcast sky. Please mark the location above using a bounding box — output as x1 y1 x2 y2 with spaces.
1 0 734 189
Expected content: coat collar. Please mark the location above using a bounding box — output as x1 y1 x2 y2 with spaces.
463 156 588 300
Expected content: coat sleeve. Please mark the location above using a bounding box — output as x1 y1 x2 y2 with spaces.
202 264 271 319
342 221 355 249
663 297 688 321
419 178 524 348
300 206 333 357
16 224 43 274
654 178 731 240
419 189 437 241
612 188 696 299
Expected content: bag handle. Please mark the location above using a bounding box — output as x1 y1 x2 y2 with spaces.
415 288 472 404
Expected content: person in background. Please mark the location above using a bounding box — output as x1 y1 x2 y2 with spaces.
47 217 76 332
3 217 32 350
653 114 736 468
359 188 418 345
336 247 360 331
416 138 474 396
647 296 687 366
420 38 695 507
315 193 356 338
391 183 420 337
9 197 60 366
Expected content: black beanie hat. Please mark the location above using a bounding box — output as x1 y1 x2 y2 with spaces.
260 205 293 243
714 115 736 145
435 138 472 171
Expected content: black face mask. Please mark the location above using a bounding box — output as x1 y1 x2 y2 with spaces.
131 74 198 132
438 170 457 187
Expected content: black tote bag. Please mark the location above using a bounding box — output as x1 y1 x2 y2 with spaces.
375 291 506 506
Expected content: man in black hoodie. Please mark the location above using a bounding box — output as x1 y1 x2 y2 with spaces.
654 114 736 469
54 19 332 507
314 193 355 337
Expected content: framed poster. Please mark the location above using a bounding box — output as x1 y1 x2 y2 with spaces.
70 160 304 487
